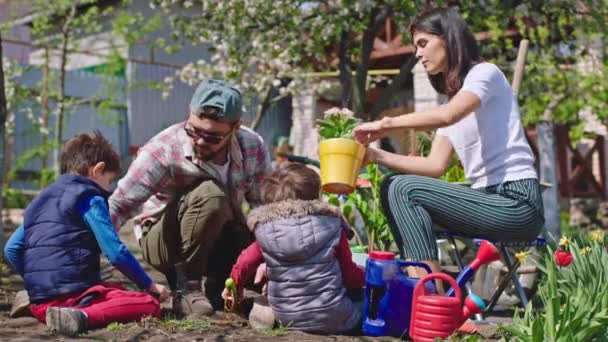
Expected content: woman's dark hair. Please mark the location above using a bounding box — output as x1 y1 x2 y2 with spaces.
409 7 482 98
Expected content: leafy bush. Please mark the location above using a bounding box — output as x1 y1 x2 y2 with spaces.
3 188 34 209
329 163 394 251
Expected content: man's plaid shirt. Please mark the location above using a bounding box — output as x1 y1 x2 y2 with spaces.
109 121 271 240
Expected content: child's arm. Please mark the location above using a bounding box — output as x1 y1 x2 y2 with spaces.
226 241 264 302
77 195 154 290
335 230 365 288
3 224 25 276
230 241 264 286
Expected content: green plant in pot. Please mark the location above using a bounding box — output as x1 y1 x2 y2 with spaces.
317 107 365 195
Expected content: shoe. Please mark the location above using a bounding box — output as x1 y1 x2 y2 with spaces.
248 296 274 331
172 281 214 318
202 276 225 310
10 290 31 318
46 307 87 336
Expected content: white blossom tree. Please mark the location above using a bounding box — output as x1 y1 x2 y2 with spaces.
151 0 432 125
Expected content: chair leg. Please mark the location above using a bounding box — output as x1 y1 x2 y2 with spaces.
447 235 465 271
485 257 520 313
500 246 529 308
446 235 484 321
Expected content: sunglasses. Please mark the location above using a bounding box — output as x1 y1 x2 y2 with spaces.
184 123 233 145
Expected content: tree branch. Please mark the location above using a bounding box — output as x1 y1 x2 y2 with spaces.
354 5 392 120
251 84 275 130
369 55 417 118
53 2 78 173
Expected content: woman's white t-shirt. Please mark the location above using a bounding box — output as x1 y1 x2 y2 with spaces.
436 62 537 189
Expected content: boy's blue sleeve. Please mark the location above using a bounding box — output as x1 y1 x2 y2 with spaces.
77 195 153 290
3 224 25 276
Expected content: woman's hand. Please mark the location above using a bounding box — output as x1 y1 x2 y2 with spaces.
362 147 381 166
147 282 170 303
353 119 386 145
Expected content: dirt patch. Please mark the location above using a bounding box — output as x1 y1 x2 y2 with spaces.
0 214 503 341
0 284 386 341
0 220 394 341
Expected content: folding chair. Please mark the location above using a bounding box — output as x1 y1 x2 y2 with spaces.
438 231 547 316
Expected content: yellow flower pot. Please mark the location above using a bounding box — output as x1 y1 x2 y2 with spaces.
319 138 366 194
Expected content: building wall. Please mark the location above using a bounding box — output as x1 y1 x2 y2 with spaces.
11 67 128 190
125 0 291 153
0 1 32 61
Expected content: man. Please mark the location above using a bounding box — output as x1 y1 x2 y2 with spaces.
110 79 271 317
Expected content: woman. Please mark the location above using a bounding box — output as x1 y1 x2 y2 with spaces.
353 8 544 276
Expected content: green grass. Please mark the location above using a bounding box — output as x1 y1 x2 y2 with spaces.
106 322 133 332
140 316 209 331
259 325 288 337
444 334 483 342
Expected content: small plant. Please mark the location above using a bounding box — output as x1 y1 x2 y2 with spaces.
259 324 289 337
502 239 608 341
317 107 360 140
329 164 394 252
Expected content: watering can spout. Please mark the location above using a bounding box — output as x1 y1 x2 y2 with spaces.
461 293 486 324
470 240 501 270
446 240 501 297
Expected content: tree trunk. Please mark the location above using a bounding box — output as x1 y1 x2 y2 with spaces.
368 55 417 118
338 27 353 109
53 3 77 174
353 6 391 121
0 33 8 246
40 47 50 187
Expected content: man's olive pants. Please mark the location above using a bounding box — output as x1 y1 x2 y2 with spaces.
139 179 253 291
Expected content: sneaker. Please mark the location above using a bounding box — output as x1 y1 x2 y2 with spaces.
248 296 274 331
9 290 31 318
46 307 87 336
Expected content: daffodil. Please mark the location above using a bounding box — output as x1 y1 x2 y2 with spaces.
580 247 592 256
590 229 604 243
515 251 530 264
559 236 570 248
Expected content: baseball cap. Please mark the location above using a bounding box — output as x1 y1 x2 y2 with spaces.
189 79 244 122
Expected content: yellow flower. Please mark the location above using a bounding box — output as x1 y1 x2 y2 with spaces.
515 251 530 264
559 236 570 248
580 247 592 256
590 230 604 243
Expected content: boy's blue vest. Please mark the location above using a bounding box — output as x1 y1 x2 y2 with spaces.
23 174 109 303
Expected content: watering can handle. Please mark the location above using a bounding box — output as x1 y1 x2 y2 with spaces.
395 260 433 275
413 273 461 300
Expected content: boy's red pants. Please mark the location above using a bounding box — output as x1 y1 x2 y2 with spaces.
29 283 160 329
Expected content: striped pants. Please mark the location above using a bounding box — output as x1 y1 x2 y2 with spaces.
380 175 545 261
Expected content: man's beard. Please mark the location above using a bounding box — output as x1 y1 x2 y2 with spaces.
193 143 228 161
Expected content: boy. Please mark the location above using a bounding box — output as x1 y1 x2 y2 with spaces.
4 132 170 336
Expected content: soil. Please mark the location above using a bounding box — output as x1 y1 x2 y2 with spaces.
0 210 502 341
